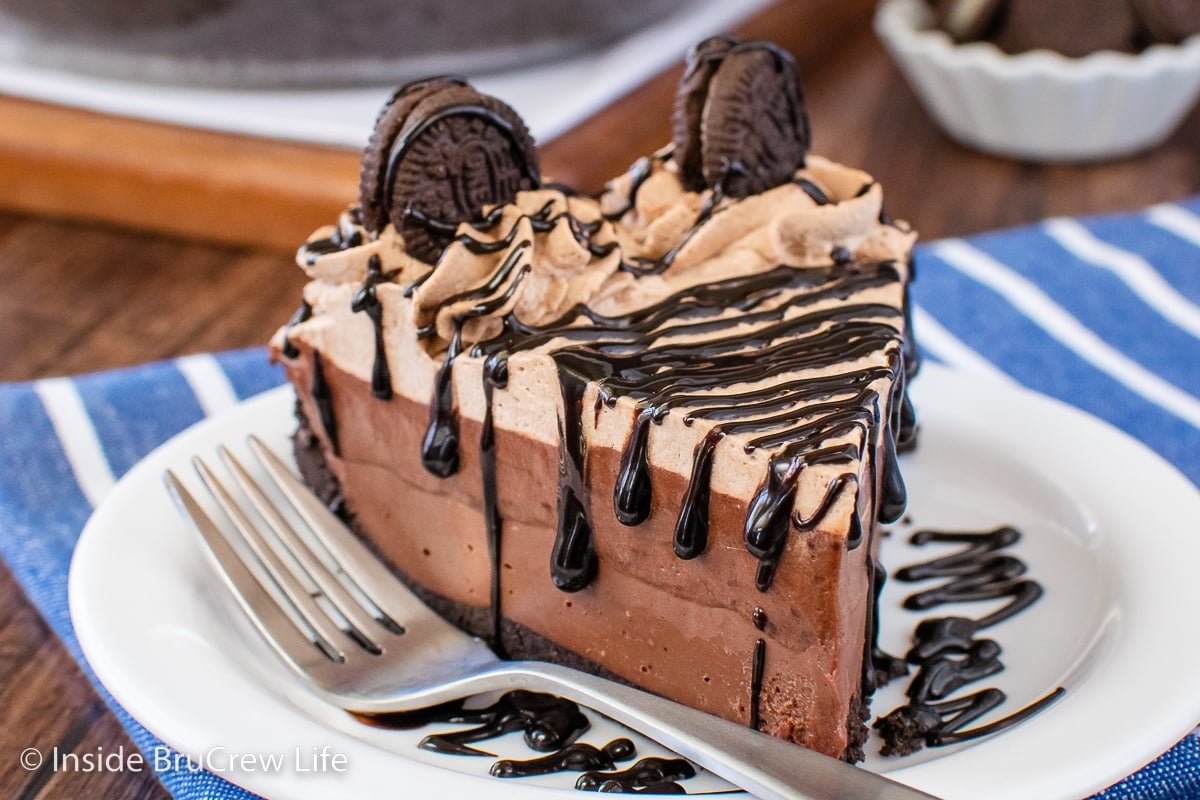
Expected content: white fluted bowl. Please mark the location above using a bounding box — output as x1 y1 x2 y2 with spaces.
874 0 1200 161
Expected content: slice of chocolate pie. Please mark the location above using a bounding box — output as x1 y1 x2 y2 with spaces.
271 38 919 762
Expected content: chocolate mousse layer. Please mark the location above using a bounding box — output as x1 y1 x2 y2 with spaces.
283 347 879 759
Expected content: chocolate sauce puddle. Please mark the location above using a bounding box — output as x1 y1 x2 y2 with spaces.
362 690 700 793
576 757 696 792
874 526 1065 756
491 738 635 778
416 690 589 757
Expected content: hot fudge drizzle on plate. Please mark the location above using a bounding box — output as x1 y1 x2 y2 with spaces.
362 689 701 793
874 525 1065 756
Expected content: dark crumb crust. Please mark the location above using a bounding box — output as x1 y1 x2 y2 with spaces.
291 402 873 762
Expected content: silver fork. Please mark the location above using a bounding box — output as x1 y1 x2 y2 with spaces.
163 435 938 800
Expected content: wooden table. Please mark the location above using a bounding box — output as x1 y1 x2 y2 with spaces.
1 2 1197 797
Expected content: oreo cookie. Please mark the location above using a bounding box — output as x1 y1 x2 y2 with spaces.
1132 0 1200 42
672 35 738 192
671 38 810 199
995 0 1140 56
359 77 466 236
931 0 1008 43
359 77 541 263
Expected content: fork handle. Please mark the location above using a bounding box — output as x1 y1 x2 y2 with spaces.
480 661 939 800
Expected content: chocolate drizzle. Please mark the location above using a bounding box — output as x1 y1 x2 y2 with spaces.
601 153 660 222
875 527 1065 756
491 738 635 778
673 429 721 559
421 327 462 477
351 254 400 400
480 352 508 650
749 607 768 730
613 408 655 526
576 757 697 793
418 690 589 757
420 239 535 479
387 691 700 793
298 206 364 266
897 527 1041 618
438 156 733 281
878 423 907 522
752 606 767 629
465 250 909 595
280 300 312 359
551 359 599 593
796 177 831 206
428 211 912 595
310 349 338 456
618 180 726 277
864 560 909 695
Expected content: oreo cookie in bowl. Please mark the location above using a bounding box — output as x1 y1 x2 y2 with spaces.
874 0 1200 161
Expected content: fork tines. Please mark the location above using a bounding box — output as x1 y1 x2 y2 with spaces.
164 437 404 673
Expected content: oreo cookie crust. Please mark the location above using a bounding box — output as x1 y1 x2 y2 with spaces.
359 78 541 263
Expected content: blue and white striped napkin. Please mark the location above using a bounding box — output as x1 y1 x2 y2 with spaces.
914 201 1200 489
0 350 280 800
2 197 1199 799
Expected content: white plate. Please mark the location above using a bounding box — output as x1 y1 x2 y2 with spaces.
69 364 1200 800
